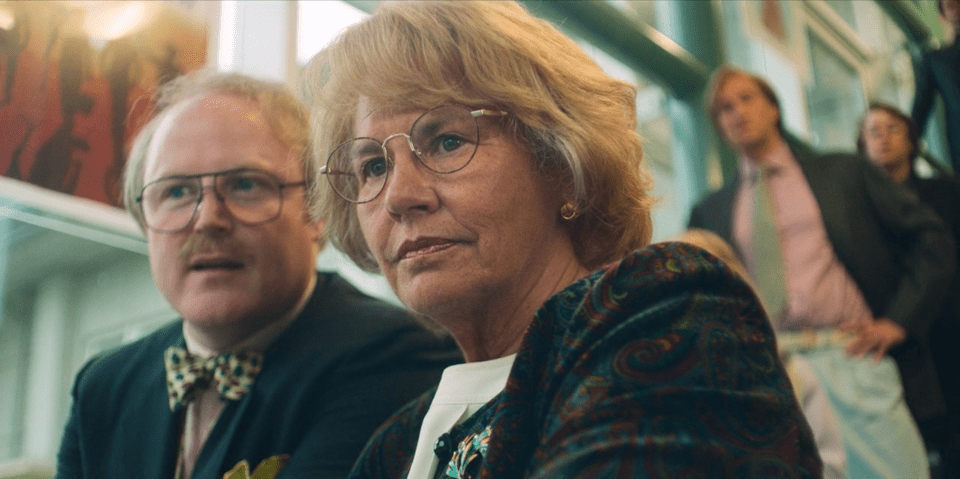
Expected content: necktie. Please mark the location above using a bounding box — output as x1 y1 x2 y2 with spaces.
752 166 788 322
163 346 264 412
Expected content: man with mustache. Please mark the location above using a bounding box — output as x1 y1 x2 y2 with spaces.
689 66 954 478
54 71 461 479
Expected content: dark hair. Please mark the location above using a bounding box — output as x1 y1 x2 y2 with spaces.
705 65 783 134
856 102 920 164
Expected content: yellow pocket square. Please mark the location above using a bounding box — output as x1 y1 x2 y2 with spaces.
223 455 290 479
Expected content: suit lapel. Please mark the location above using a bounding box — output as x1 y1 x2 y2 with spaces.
787 141 852 257
186 285 321 478
182 276 326 478
189 399 250 478
132 376 183 479
714 175 739 247
124 330 185 479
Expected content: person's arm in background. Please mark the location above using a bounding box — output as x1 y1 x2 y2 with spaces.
846 157 955 360
911 51 937 138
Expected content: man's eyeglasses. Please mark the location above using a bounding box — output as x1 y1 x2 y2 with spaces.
866 124 907 139
136 168 306 233
321 104 508 204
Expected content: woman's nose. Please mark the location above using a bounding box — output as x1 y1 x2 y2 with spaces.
380 136 439 217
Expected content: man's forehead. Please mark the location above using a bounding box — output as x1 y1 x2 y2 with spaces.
144 93 269 176
719 74 762 96
866 109 906 128
144 98 199 177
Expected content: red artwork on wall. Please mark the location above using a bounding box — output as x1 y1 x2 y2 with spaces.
0 1 206 206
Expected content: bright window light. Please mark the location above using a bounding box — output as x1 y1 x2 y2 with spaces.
297 1 368 65
218 0 238 70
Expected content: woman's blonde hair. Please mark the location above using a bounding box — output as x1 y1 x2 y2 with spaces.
302 1 652 271
676 228 751 285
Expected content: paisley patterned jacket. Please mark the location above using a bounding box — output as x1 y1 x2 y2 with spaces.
349 242 822 479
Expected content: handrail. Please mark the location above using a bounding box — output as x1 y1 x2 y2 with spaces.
521 0 709 99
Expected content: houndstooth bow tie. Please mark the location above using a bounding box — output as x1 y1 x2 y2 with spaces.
163 346 264 412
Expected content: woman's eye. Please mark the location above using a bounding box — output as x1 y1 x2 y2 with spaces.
360 157 388 180
437 135 465 154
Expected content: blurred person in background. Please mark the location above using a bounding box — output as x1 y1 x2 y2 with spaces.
689 65 955 479
858 102 960 478
912 0 960 173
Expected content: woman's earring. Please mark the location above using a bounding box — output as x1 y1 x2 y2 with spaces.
560 201 579 220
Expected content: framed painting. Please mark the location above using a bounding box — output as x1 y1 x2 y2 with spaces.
0 1 207 206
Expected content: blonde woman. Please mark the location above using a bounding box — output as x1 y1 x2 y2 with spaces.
304 3 820 478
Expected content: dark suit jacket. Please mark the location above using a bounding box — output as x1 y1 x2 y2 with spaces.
912 41 960 172
350 243 822 479
56 272 462 479
688 139 955 421
906 174 960 426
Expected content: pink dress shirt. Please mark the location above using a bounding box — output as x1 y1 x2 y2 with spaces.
732 138 874 332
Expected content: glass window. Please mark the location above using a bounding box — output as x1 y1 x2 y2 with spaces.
637 81 683 242
869 19 914 110
574 39 679 241
0 178 168 465
0 284 28 461
805 31 866 150
607 0 657 26
824 0 856 27
859 7 915 110
296 1 399 303
297 1 367 65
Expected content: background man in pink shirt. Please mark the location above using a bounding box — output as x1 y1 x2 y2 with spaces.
689 66 954 479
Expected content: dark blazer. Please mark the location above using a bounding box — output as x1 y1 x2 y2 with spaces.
350 243 822 479
906 174 960 429
56 272 462 479
912 41 960 172
688 139 955 421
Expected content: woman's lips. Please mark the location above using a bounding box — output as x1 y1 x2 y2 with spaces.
396 238 457 260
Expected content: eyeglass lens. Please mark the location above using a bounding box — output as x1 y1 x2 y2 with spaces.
325 105 481 203
867 124 905 138
140 169 284 232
